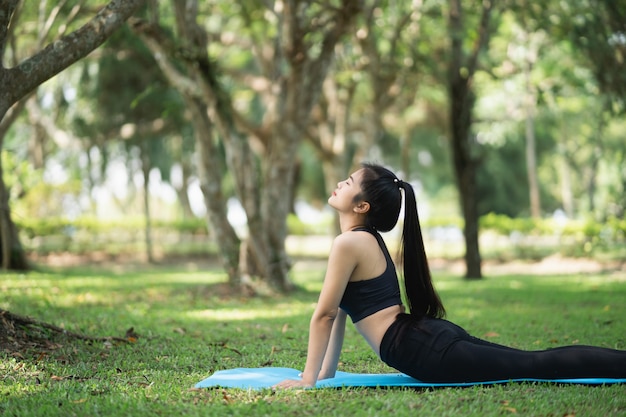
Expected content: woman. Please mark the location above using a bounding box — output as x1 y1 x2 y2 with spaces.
275 163 626 389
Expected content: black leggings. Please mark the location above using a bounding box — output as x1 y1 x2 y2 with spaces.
379 314 626 383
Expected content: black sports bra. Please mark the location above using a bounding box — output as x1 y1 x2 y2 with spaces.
339 227 402 323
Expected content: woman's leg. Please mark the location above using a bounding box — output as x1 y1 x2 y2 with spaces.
381 317 626 383
434 340 626 382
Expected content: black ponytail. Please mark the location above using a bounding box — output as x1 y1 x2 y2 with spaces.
359 163 445 319
398 181 446 319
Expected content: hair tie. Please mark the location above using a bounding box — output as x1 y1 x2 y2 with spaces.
394 178 403 188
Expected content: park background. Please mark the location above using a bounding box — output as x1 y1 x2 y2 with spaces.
1 1 625 416
1 1 625 281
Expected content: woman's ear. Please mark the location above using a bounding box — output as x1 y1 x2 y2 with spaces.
354 201 370 214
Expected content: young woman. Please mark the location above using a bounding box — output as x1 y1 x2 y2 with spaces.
275 162 626 389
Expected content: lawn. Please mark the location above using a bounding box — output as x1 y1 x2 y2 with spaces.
1 259 625 417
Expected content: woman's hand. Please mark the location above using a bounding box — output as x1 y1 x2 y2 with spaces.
273 378 315 389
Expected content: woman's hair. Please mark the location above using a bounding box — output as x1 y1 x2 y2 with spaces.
357 162 446 319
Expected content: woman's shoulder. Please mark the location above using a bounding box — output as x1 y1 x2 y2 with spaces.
332 229 378 253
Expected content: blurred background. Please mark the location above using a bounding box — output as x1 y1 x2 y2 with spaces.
2 0 625 287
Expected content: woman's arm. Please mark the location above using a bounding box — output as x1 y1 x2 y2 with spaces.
318 308 347 380
274 234 357 388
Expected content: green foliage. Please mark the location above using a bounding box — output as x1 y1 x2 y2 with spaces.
546 0 626 114
286 213 309 236
19 217 71 238
17 213 625 265
475 136 531 218
6 0 626 278
1 264 625 416
17 217 209 237
2 150 43 204
17 216 213 258
18 215 339 240
480 213 540 235
295 142 331 203
286 213 332 236
479 212 626 241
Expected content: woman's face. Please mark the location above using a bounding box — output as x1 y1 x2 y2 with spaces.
328 168 365 211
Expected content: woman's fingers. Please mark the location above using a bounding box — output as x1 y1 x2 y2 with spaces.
273 378 313 389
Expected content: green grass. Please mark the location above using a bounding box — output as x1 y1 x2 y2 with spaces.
1 260 625 417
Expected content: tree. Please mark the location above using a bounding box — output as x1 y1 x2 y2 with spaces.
133 0 363 291
0 0 147 270
512 0 626 220
309 0 436 206
90 26 188 263
544 0 626 217
558 1 626 114
446 0 496 279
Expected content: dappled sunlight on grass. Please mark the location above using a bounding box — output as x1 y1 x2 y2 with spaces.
432 272 626 350
2 267 231 311
189 301 313 321
2 262 625 417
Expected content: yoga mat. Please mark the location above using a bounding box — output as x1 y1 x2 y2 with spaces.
195 367 626 390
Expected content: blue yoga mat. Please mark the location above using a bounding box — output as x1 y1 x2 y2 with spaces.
195 367 626 390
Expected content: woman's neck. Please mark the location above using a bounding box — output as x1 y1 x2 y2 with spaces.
339 216 366 233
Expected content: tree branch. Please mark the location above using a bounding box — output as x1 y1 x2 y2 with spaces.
297 0 363 119
130 20 201 99
0 0 20 65
0 309 131 344
0 0 146 115
466 0 494 79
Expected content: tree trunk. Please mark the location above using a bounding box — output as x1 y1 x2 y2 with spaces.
559 149 574 218
260 125 300 290
447 0 494 279
586 116 605 215
133 0 361 291
172 155 195 219
0 98 30 271
524 58 541 218
140 141 154 263
188 97 241 286
449 87 482 279
0 147 28 271
0 0 147 271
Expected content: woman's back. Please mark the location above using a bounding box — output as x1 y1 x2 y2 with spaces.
338 229 404 356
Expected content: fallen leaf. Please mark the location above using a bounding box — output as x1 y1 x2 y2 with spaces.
125 327 139 339
484 331 500 338
222 390 233 404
